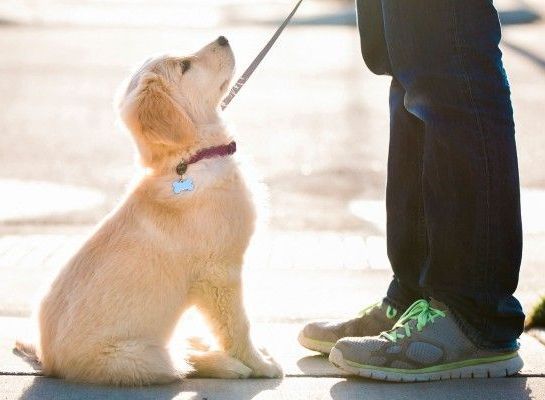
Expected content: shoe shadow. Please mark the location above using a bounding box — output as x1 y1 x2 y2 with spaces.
329 375 534 399
296 355 349 377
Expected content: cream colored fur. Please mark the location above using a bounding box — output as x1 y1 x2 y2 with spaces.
15 37 282 386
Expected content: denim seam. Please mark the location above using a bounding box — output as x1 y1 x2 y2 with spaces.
451 0 492 310
416 122 428 279
378 0 394 76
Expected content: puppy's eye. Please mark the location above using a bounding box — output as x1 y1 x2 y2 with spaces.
181 59 191 74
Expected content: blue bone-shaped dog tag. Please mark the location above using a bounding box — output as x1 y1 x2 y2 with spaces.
172 179 194 194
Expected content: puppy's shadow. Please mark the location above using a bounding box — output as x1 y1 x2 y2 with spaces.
182 378 281 400
18 378 183 400
18 377 281 400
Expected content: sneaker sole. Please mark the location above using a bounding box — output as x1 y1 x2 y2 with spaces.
329 347 524 382
297 332 335 354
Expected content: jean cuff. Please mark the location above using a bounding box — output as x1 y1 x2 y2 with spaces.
428 293 521 352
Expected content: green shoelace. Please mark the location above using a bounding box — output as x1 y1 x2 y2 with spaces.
381 299 445 343
358 302 398 320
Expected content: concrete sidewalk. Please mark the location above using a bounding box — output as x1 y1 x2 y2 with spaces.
1 318 545 399
1 227 545 399
1 376 542 400
1 229 544 399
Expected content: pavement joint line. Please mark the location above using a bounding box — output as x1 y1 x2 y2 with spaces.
1 371 543 378
0 231 392 271
0 372 40 377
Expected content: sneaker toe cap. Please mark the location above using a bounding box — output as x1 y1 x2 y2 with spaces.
302 321 341 343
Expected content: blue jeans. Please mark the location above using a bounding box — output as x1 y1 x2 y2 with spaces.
356 0 525 350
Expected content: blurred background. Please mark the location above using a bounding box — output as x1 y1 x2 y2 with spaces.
0 0 544 328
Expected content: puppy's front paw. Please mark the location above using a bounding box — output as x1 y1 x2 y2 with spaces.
187 351 253 379
249 357 283 378
214 362 253 379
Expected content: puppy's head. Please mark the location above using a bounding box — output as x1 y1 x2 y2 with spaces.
119 36 235 160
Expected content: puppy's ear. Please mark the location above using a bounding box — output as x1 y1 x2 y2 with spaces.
130 72 196 146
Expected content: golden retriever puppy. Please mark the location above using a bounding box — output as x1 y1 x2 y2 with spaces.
15 36 282 385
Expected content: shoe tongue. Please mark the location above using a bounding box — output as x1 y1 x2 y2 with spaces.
399 317 418 329
429 298 448 311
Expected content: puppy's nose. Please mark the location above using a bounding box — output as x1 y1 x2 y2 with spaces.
217 36 229 46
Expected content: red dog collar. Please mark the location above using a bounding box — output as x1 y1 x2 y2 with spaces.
175 141 237 177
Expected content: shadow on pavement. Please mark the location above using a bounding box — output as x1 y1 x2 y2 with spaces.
259 7 540 27
500 9 541 25
503 40 545 71
18 378 183 400
18 376 281 400
329 376 535 399
295 355 348 377
297 355 328 373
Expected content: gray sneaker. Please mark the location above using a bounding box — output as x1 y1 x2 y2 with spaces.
298 301 400 354
329 299 523 382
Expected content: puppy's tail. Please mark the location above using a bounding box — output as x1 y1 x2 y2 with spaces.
14 340 38 360
14 340 42 370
